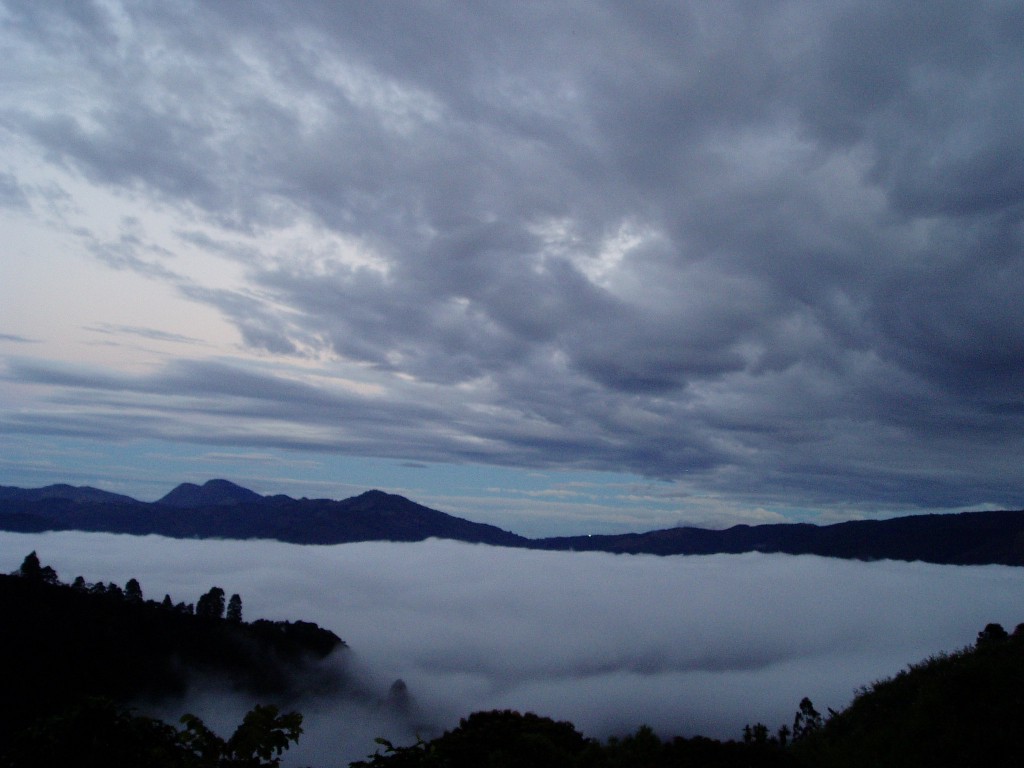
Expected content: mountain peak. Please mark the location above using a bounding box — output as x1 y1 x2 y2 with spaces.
157 479 264 508
0 484 139 505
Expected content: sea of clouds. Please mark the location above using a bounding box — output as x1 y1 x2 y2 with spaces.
4 531 1024 766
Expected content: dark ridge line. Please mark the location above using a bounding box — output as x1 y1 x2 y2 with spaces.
3 480 1024 566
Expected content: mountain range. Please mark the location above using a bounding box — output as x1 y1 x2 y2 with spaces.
0 479 524 547
3 479 1024 566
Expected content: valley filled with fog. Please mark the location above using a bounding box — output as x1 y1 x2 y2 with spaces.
4 531 1024 767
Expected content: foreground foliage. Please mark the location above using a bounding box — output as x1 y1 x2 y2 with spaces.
1 553 343 731
0 552 340 767
792 623 1024 767
2 698 302 768
351 710 797 768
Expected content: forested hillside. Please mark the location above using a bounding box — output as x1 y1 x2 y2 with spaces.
0 552 345 767
792 622 1024 767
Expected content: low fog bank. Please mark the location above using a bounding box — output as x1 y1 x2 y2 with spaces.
5 532 1024 766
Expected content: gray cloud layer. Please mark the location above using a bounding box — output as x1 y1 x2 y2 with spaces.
3 1 1024 517
4 533 1024 767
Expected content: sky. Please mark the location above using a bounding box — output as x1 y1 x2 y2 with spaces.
2 1 1024 536
5 532 1024 766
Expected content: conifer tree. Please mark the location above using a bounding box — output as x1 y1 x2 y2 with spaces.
227 593 243 623
125 578 143 603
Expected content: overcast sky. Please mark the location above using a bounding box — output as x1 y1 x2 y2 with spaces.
5 532 1024 766
2 1 1023 535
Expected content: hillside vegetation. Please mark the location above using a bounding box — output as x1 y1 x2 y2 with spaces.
0 552 345 767
792 622 1024 767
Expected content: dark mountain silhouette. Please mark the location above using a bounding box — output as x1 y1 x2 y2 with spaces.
0 481 527 547
158 478 266 507
3 480 1024 566
533 510 1024 565
0 483 140 505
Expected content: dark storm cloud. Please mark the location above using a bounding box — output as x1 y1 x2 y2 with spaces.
4 0 1024 517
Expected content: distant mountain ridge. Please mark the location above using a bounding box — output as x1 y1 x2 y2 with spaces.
3 479 1024 566
0 479 526 548
534 511 1024 565
0 484 140 506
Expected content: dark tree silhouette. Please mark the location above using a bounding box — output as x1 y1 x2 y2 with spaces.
744 723 771 744
16 551 57 584
776 724 791 746
976 622 1009 646
792 697 822 741
179 704 303 767
227 593 243 623
353 710 588 768
196 587 226 619
5 698 302 768
125 578 143 604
